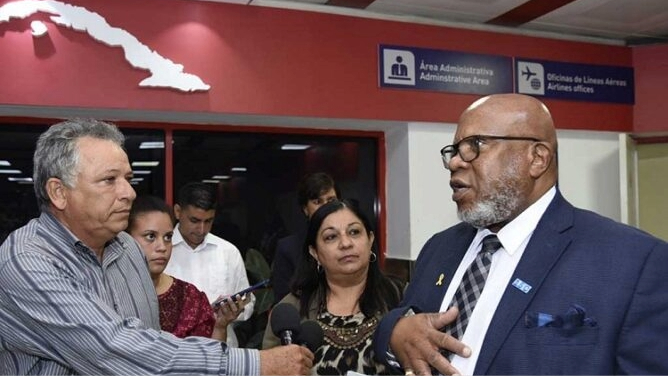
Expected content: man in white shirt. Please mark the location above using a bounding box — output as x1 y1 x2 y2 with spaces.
165 182 254 347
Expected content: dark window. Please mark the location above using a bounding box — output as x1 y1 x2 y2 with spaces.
172 130 379 263
0 124 47 241
123 129 166 198
0 123 379 257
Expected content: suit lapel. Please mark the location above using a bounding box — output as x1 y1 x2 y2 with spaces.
474 192 575 374
413 225 476 313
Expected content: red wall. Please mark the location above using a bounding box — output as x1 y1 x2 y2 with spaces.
0 0 640 132
633 44 668 133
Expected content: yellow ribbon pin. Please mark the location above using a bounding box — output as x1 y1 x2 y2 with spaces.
436 273 444 286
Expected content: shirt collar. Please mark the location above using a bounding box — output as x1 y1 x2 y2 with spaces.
39 210 128 264
40 211 79 248
475 185 557 255
172 223 212 251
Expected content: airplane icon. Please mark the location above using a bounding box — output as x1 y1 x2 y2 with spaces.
521 66 536 80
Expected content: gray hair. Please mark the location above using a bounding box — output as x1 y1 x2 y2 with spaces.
33 119 125 211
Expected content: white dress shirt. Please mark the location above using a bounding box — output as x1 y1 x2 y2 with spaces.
165 224 254 347
439 186 556 375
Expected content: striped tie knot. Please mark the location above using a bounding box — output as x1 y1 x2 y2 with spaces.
481 234 502 255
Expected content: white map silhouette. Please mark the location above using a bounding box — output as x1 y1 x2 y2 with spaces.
0 0 211 92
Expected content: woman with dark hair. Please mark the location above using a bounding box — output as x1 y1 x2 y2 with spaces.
263 199 403 375
128 195 246 340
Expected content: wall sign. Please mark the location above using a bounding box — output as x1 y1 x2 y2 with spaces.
379 44 513 95
515 59 634 104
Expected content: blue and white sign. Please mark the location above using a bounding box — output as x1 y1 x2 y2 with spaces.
379 45 513 95
515 59 634 104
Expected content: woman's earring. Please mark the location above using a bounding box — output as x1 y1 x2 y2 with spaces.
369 252 377 263
317 262 323 273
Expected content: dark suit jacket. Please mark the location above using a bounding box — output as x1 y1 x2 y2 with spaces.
270 232 304 305
375 191 668 374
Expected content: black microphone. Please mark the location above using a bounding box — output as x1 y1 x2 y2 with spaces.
270 303 301 345
296 320 324 353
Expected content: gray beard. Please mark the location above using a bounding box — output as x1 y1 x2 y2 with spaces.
458 185 521 228
457 161 523 229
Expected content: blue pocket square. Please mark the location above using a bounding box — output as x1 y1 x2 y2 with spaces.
525 304 597 329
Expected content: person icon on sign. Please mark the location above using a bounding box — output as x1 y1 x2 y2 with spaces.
391 56 408 77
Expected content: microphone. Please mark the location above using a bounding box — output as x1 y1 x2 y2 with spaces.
270 303 301 345
296 320 324 353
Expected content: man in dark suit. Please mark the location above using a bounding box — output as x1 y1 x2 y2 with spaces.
374 93 668 375
271 172 339 304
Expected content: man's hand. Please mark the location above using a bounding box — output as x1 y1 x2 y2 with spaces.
259 344 314 375
390 306 471 375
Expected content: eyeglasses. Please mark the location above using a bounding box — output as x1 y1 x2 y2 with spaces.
440 134 541 170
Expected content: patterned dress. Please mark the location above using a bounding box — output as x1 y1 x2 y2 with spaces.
158 277 215 338
314 310 396 376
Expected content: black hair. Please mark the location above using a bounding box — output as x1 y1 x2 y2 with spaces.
296 172 340 208
128 195 175 232
176 182 217 211
290 199 402 317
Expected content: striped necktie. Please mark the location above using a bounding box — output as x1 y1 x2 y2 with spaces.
445 234 502 340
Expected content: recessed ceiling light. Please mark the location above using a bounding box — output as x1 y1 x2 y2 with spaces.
131 161 160 167
139 141 165 149
8 177 32 182
0 169 21 174
212 175 230 179
130 177 144 182
281 144 311 150
202 179 220 184
132 170 152 175
0 160 10 166
230 167 247 172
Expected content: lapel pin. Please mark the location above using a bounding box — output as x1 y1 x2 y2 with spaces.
436 273 444 286
512 278 532 294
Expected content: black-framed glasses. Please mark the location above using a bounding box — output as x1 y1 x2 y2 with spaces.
440 134 541 170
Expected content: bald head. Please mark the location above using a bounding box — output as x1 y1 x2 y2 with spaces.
462 94 556 146
460 94 558 176
449 94 559 231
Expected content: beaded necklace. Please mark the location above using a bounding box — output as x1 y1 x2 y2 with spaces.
316 310 379 349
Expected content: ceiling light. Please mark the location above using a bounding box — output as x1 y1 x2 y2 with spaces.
132 161 160 167
130 177 144 182
230 167 247 172
8 177 32 182
202 179 220 184
139 141 165 149
212 175 230 179
0 160 10 166
0 169 22 174
281 144 311 150
132 170 152 175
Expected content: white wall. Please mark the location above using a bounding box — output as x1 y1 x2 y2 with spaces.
385 124 622 260
555 130 621 222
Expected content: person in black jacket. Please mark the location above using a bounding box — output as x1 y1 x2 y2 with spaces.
270 172 339 305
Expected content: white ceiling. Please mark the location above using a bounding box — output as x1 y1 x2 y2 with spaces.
209 0 668 46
